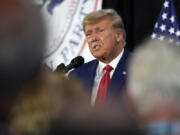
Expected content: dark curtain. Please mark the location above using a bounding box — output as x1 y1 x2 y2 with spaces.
103 0 180 51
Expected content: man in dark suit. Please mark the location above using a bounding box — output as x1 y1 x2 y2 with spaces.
69 9 130 106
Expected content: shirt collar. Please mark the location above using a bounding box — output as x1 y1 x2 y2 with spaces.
108 48 124 69
96 49 124 76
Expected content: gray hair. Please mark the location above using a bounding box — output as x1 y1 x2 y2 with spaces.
128 39 180 117
82 9 126 46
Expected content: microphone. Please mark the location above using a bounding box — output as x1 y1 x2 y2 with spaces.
55 56 84 73
55 63 66 72
66 56 84 70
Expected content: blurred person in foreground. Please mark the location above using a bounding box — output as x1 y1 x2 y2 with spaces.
0 0 45 134
127 39 180 134
69 9 131 106
33 92 143 135
9 71 88 135
9 71 142 135
44 104 143 135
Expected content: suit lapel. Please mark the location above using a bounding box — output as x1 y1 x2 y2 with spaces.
108 50 129 95
85 60 98 96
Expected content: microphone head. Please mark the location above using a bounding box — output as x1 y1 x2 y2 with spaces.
56 63 66 72
70 56 84 68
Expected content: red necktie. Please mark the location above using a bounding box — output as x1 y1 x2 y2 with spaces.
95 65 113 105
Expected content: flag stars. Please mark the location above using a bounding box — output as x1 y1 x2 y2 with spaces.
152 0 180 46
169 27 175 34
176 30 180 37
160 24 166 32
170 16 175 23
155 23 158 28
162 13 167 20
164 1 169 8
151 33 157 39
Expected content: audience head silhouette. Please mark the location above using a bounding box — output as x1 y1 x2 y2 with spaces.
0 0 45 99
127 39 180 134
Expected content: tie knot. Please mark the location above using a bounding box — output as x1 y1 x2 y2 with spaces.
104 65 113 73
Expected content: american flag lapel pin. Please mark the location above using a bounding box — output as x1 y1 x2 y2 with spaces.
122 71 127 75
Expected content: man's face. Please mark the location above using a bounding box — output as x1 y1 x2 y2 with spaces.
84 17 123 63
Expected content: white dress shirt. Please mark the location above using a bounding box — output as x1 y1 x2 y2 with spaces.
91 49 124 106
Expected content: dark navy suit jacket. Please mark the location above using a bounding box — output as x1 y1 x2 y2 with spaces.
69 49 130 101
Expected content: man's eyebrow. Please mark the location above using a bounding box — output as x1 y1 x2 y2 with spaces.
85 29 92 34
95 26 105 30
85 26 105 33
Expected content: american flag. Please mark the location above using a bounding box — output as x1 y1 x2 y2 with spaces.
151 0 180 45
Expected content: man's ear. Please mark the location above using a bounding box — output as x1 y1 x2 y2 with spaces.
115 29 123 42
